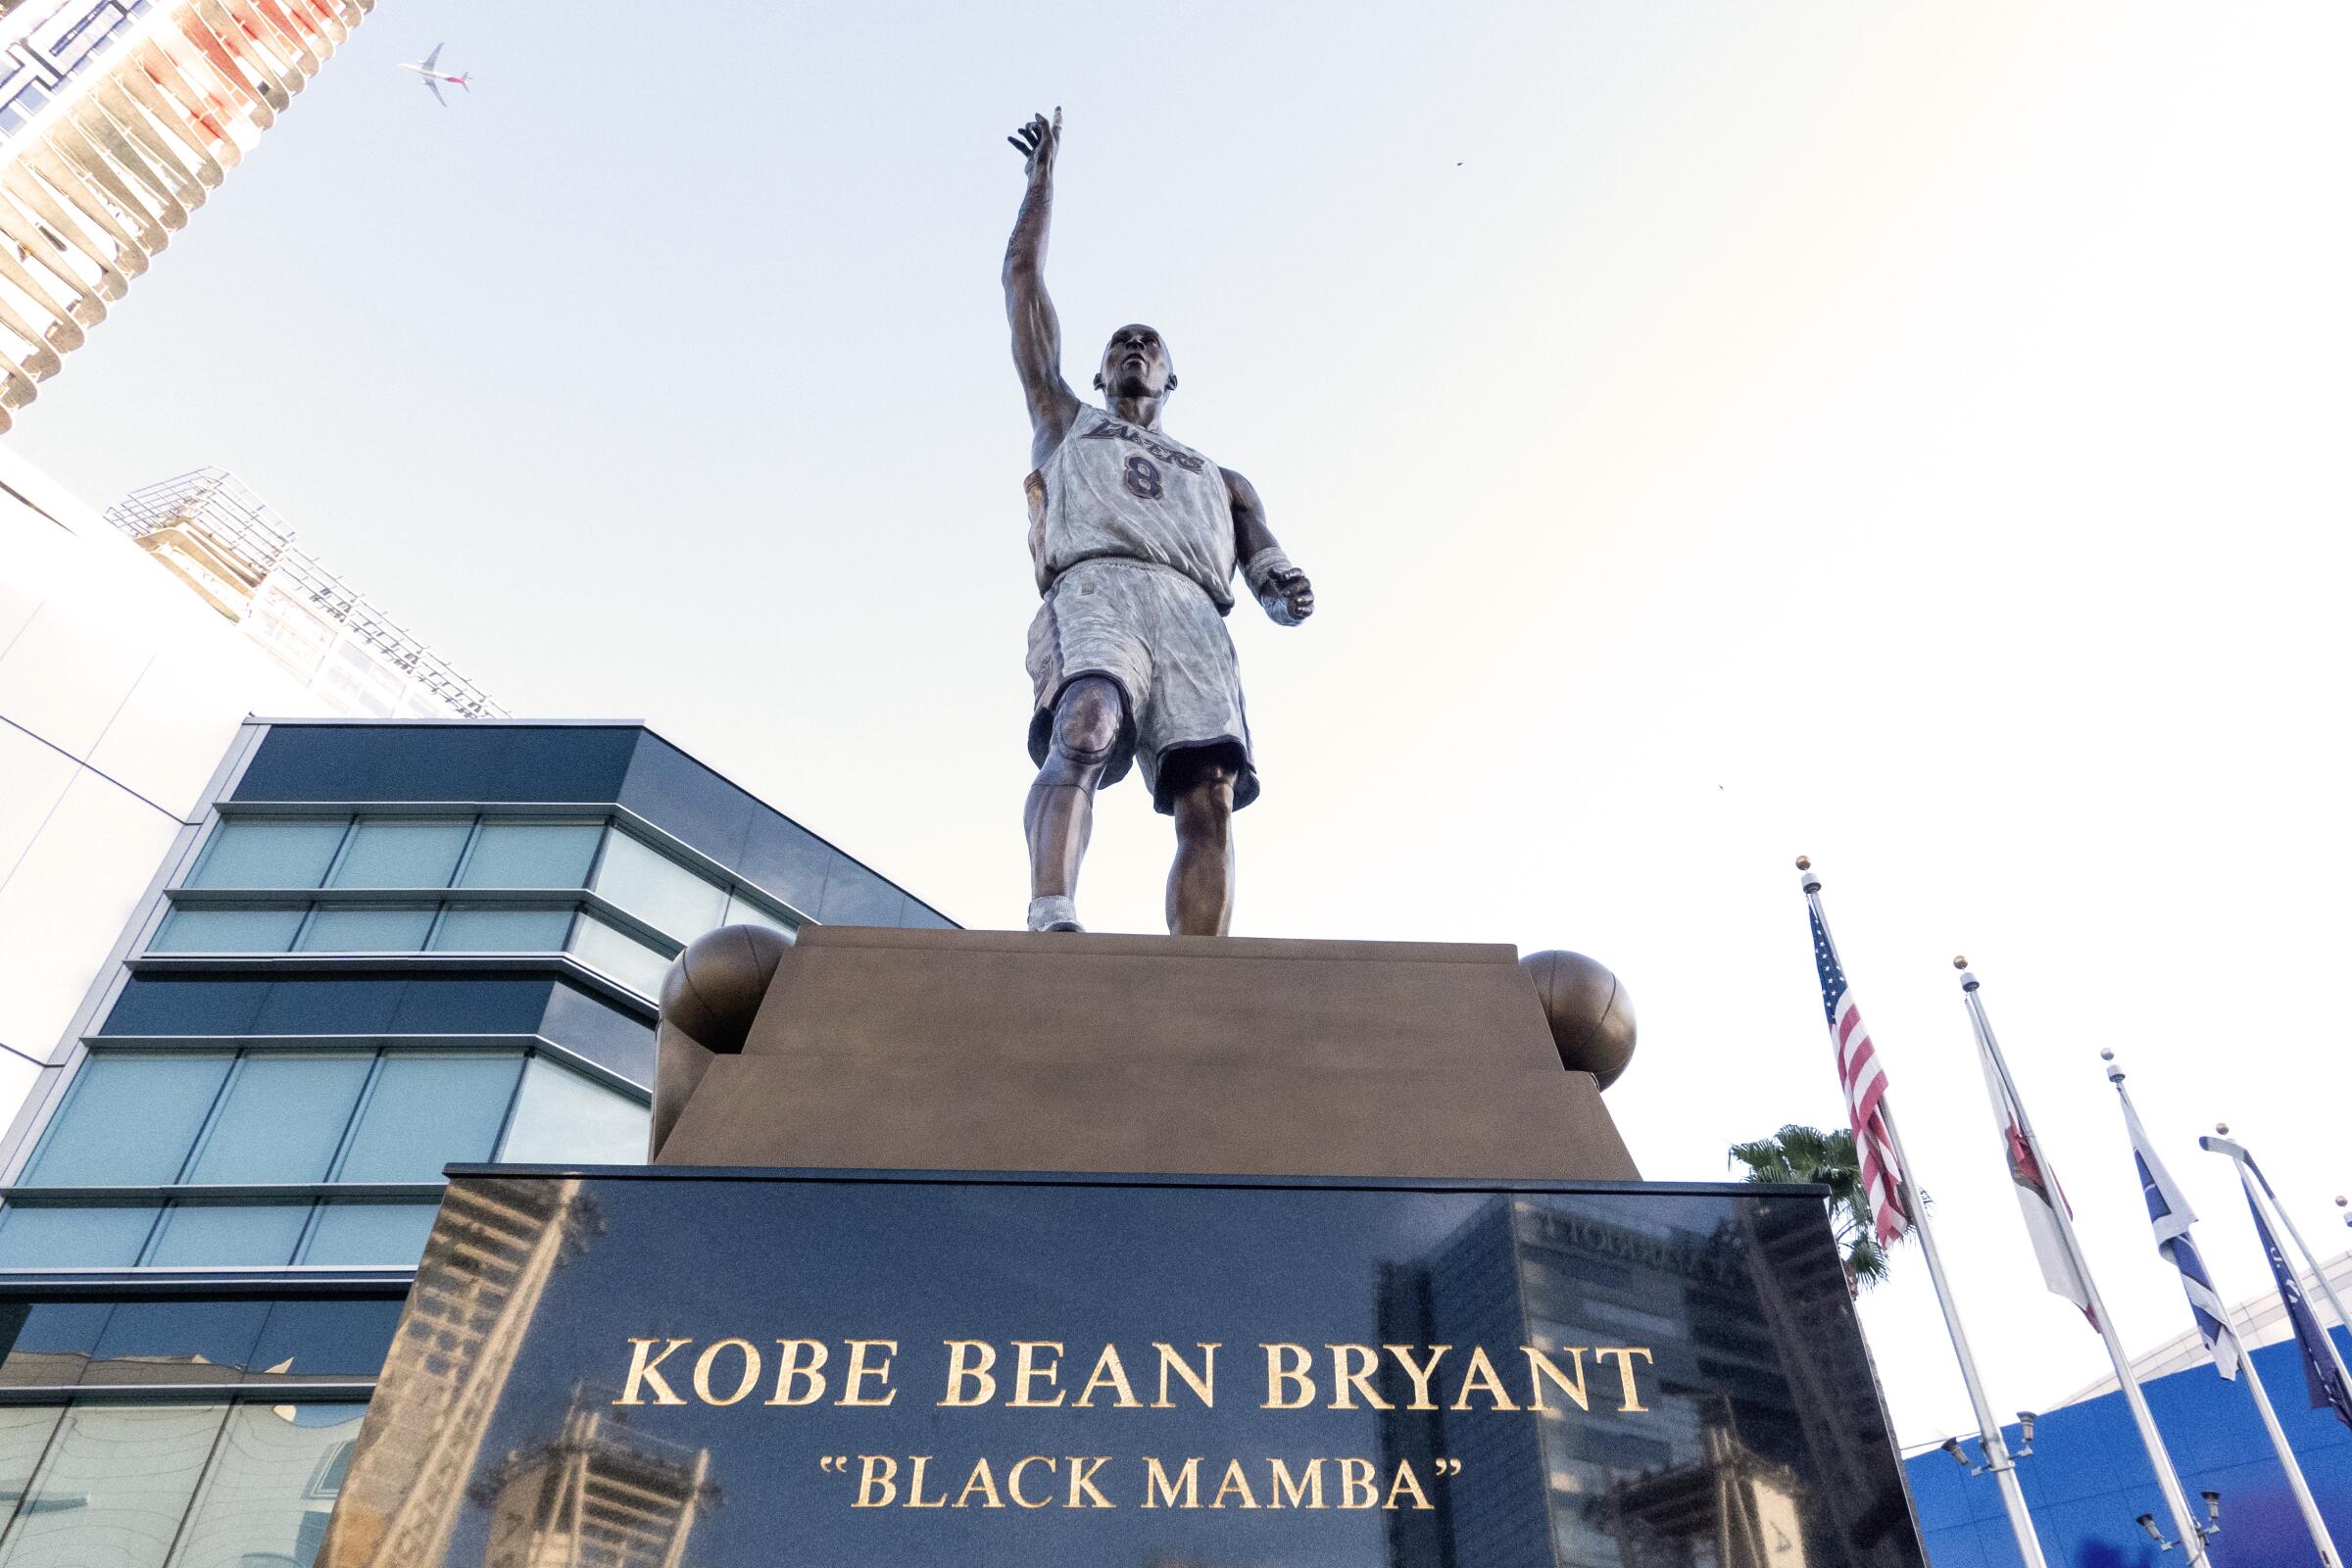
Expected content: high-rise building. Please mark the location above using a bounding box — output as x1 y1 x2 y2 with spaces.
0 0 370 428
107 468 504 720
0 716 955 1563
0 450 494 1124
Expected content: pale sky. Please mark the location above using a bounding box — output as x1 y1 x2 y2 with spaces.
9 2 2350 1450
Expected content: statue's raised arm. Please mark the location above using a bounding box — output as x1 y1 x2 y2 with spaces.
1004 109 1080 467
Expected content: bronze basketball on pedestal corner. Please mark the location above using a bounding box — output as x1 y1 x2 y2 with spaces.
1519 950 1636 1089
660 923 791 1054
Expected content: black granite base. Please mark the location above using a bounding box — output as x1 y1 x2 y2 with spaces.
321 1167 1924 1568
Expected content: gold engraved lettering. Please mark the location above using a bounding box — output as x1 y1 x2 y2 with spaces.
954 1457 1004 1509
838 1339 900 1406
768 1339 828 1406
1597 1347 1655 1412
1268 1457 1326 1509
1523 1346 1592 1412
939 1340 998 1406
1383 1344 1450 1410
1007 1455 1056 1509
1152 1342 1218 1408
614 1338 692 1406
1261 1343 1314 1409
1338 1456 1378 1509
853 1454 898 1508
1073 1344 1142 1408
1143 1455 1200 1509
1326 1344 1393 1410
1385 1460 1434 1512
691 1338 760 1406
1450 1346 1520 1411
1009 1341 1067 1407
1211 1458 1261 1509
1066 1455 1115 1509
903 1454 946 1509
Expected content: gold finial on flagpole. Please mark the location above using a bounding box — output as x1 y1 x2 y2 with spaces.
2216 1123 2230 1135
1954 956 1968 969
1794 856 1810 870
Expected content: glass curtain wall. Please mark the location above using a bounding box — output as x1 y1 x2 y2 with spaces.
152 816 797 1002
0 1050 646 1269
0 1401 367 1568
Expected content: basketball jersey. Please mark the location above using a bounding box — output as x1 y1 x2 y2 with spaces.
1027 405 1235 612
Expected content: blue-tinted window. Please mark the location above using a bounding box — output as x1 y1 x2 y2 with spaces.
567 914 672 998
336 1054 521 1183
185 1054 373 1184
0 1205 159 1267
143 1204 310 1267
3 1404 225 1560
296 906 438 952
0 1301 109 1386
723 890 795 936
455 822 602 889
301 1202 439 1266
187 819 349 891
150 907 307 953
250 1298 404 1380
536 983 657 1087
88 1298 270 1378
594 831 726 939
327 818 471 889
24 1054 233 1187
499 1057 650 1165
174 1404 368 1566
429 906 575 952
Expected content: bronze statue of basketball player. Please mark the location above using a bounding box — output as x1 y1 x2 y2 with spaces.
1004 108 1315 938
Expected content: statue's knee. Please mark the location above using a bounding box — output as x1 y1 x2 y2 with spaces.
1053 680 1123 762
1172 762 1237 826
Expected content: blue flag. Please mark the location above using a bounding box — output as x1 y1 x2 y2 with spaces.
2245 1185 2352 1429
2120 1091 2238 1378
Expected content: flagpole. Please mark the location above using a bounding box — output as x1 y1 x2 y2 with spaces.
2205 1132 2352 1398
1797 864 2049 1568
2112 1071 2341 1568
2216 1163 2345 1566
1958 965 2210 1563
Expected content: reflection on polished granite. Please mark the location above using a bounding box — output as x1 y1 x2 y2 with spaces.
321 1169 1924 1568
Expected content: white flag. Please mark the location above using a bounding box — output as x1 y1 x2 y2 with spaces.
1975 1025 2096 1323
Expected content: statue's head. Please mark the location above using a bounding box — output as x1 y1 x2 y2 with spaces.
1094 323 1176 403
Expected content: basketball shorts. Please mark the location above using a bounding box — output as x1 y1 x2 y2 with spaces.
1026 558 1260 813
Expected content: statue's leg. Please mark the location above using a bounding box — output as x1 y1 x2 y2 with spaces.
1164 756 1238 937
1024 675 1125 930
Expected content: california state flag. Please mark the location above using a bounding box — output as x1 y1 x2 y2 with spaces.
1976 1031 2096 1325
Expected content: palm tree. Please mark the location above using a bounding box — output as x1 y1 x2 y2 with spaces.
1728 1123 1905 1293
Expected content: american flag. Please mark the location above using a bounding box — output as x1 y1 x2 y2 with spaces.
1810 904 1911 1245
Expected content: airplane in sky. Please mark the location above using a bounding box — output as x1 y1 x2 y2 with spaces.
397 43 470 107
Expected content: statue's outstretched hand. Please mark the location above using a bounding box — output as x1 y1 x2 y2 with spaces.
1261 568 1314 626
1006 108 1061 182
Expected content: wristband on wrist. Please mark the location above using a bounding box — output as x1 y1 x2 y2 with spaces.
1243 548 1296 599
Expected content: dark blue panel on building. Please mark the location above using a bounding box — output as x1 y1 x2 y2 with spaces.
105 974 557 1037
537 980 655 1084
322 1171 1925 1568
233 723 642 805
1905 1329 2352 1567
